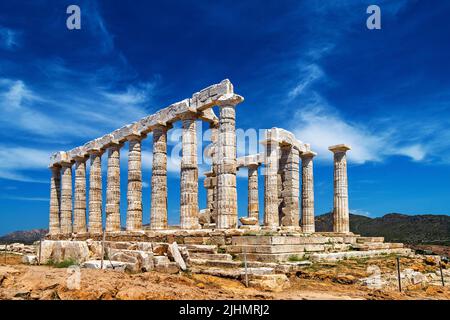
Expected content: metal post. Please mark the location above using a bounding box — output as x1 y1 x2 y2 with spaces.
100 230 106 270
243 247 249 288
38 239 43 266
396 257 402 292
439 260 445 287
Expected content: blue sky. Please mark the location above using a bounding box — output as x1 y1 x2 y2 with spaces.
0 0 449 235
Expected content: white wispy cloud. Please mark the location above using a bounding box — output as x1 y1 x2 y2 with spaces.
0 26 20 50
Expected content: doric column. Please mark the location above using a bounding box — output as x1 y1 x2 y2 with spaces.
180 112 199 229
216 94 243 229
204 171 215 214
126 135 144 231
60 161 73 234
329 144 351 233
150 125 169 229
49 165 61 235
105 143 122 232
73 156 88 233
210 123 219 223
247 163 259 220
279 145 300 227
301 151 316 233
88 150 104 234
262 139 279 227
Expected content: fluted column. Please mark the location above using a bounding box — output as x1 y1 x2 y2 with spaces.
279 145 300 227
180 112 199 229
105 143 122 232
247 163 259 220
126 135 144 231
204 171 215 214
151 125 169 229
88 150 104 234
49 165 61 235
210 123 219 223
60 161 73 234
262 140 279 227
301 151 316 233
73 156 88 233
329 144 351 233
216 94 243 229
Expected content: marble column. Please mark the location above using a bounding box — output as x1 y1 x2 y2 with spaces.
151 125 169 229
180 113 199 229
262 140 279 227
301 151 316 233
60 161 73 234
210 123 219 223
49 165 61 235
73 156 88 233
279 145 300 227
247 163 259 220
204 171 215 214
105 143 122 232
216 94 243 229
329 144 351 233
88 150 104 234
126 135 144 231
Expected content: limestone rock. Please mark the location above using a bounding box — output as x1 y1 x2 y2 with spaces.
22 255 37 265
239 217 258 225
167 242 187 270
248 274 290 292
38 240 90 264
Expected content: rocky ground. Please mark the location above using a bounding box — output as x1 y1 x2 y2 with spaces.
0 253 449 300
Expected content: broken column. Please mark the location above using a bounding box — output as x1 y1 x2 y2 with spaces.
88 150 104 234
216 94 243 229
105 143 122 232
48 165 61 235
126 135 144 231
279 145 300 227
150 124 169 229
300 151 316 233
247 163 259 220
60 159 73 234
329 144 351 233
73 156 88 233
180 112 199 229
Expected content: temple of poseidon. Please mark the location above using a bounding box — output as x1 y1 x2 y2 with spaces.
38 80 411 279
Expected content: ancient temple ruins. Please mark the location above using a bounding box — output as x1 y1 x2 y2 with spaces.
47 79 352 235
42 79 408 275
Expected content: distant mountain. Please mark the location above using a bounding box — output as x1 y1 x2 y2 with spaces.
0 229 48 245
316 212 450 245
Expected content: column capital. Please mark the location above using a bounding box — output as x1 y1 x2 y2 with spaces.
126 133 147 142
73 155 90 163
247 162 259 169
300 150 317 159
216 93 244 107
329 144 351 153
179 111 197 121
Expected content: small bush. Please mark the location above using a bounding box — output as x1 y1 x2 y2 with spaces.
288 255 306 262
47 258 78 268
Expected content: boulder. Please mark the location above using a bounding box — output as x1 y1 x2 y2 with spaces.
38 240 90 264
22 255 37 265
167 242 187 270
82 260 129 271
248 274 290 292
239 217 258 225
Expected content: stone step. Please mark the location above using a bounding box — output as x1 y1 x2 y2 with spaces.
190 252 233 261
189 258 242 268
183 244 218 254
356 237 384 244
310 248 413 262
235 252 307 263
353 242 403 251
227 244 326 254
231 235 358 246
